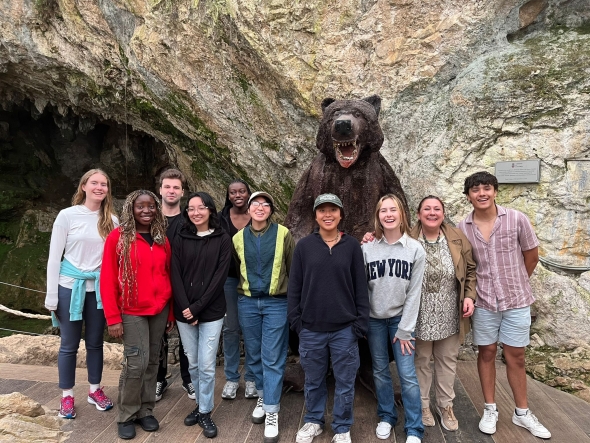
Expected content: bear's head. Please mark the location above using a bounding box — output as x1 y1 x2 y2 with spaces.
316 95 384 168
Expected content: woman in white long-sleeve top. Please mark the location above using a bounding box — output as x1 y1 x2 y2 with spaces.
45 169 117 420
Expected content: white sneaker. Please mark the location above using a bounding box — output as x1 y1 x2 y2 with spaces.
331 431 351 443
295 422 323 443
264 412 279 443
221 381 239 399
375 421 392 439
512 410 551 439
252 397 265 424
245 380 258 398
406 436 422 443
479 407 498 434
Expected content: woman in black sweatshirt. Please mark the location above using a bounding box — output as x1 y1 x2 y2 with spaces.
288 193 369 443
171 192 231 439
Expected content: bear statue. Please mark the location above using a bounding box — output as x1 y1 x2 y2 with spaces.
285 95 408 242
284 95 408 397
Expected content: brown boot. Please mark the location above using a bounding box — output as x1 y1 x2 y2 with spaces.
437 405 459 431
422 407 435 427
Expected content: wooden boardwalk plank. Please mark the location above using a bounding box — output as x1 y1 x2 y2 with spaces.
455 361 542 443
535 379 590 437
495 364 590 442
22 381 62 405
0 378 37 394
1 361 589 443
0 362 121 386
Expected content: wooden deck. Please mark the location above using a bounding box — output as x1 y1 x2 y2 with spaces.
1 361 589 442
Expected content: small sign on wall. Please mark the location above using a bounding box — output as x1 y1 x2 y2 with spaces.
495 160 540 184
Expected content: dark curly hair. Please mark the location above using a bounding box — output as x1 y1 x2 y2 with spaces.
463 171 498 195
117 190 168 307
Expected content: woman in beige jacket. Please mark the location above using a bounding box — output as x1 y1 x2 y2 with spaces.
409 195 476 432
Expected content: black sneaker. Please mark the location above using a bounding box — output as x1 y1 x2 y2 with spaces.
184 407 200 427
197 412 218 438
117 421 136 440
182 381 196 400
155 379 168 402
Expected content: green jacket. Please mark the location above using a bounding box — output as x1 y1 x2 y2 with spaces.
233 222 294 297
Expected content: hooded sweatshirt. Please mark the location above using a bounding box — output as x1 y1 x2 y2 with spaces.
171 225 231 323
361 233 426 340
100 229 173 326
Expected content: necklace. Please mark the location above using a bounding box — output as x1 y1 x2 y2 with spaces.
323 232 340 243
422 230 442 244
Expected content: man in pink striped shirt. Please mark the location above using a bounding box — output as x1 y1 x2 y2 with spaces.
457 171 550 440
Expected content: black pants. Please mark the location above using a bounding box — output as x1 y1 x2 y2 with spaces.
157 332 191 384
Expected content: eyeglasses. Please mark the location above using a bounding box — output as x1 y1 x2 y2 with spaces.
187 206 209 213
250 202 271 208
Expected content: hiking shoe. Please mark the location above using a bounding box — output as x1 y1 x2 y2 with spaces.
117 420 136 439
296 422 323 443
331 431 351 443
252 397 265 424
87 387 113 411
222 381 239 399
135 415 159 432
406 437 422 443
264 412 279 443
422 407 435 427
376 421 392 439
437 405 458 431
512 410 551 439
155 379 168 402
184 407 200 426
479 407 498 434
197 412 218 438
58 395 76 419
182 381 196 400
245 380 258 398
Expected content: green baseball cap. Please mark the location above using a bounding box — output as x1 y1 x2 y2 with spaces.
313 193 344 211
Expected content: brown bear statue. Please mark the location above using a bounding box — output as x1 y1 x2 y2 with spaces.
285 95 408 241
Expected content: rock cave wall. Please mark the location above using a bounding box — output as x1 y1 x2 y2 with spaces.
0 0 589 398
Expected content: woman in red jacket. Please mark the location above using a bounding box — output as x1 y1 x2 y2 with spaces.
101 190 175 440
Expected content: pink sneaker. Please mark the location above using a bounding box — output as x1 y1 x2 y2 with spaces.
87 387 114 411
58 395 76 419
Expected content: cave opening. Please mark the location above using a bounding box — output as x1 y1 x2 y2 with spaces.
0 98 170 224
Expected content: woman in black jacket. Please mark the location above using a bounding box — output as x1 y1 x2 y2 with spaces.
217 179 257 400
171 192 231 439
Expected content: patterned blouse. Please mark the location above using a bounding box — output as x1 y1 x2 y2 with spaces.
415 236 459 341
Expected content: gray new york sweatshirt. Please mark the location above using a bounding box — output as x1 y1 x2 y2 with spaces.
361 233 426 340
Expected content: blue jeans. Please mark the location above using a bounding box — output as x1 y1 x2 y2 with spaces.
56 285 105 389
367 316 424 439
299 326 360 434
177 318 224 414
238 295 288 413
223 277 253 383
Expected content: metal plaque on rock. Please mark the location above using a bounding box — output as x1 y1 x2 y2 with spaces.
495 160 540 184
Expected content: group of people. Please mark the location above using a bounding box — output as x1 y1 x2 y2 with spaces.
45 168 552 443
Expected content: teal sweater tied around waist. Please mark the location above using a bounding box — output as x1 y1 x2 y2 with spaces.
51 259 102 327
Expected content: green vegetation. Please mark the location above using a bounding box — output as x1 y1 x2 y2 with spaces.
0 312 51 338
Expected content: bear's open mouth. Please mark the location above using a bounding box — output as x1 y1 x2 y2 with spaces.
334 139 359 167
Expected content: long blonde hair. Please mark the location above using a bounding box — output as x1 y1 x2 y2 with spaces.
374 194 410 239
116 190 168 307
72 169 116 239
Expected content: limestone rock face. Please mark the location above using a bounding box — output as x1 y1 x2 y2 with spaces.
0 335 123 370
0 393 67 442
0 393 44 418
0 0 589 356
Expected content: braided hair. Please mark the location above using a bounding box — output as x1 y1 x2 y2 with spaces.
116 190 168 307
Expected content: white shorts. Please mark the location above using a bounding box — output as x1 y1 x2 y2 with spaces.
472 306 531 347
